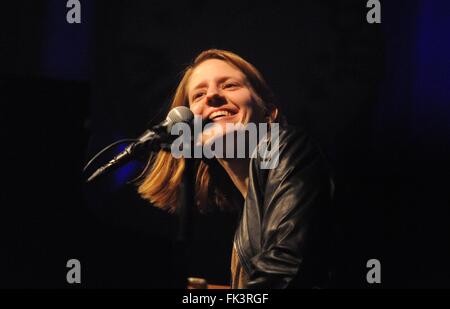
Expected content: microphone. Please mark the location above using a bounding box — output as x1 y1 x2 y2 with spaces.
86 106 194 183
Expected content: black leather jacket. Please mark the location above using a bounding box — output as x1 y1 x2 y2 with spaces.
234 126 334 288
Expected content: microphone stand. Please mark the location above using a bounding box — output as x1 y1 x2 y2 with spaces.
171 157 195 289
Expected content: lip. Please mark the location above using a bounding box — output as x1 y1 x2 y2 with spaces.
209 113 238 122
207 107 239 121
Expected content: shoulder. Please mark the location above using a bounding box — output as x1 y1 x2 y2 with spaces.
277 125 313 154
254 124 326 171
250 124 333 194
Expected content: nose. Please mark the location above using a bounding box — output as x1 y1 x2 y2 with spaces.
205 87 225 107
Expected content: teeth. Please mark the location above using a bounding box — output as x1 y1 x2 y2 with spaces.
209 110 232 120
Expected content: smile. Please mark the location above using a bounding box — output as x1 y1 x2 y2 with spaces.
209 110 238 121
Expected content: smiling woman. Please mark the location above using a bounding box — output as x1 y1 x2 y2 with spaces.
137 49 334 289
138 49 281 212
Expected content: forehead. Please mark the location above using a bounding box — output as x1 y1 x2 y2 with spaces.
187 59 245 91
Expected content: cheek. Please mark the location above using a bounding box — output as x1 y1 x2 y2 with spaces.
189 102 204 116
229 91 254 109
237 95 267 123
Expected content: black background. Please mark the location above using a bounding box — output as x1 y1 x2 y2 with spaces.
1 0 449 288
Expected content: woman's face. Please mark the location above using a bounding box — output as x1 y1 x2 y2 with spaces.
187 59 265 144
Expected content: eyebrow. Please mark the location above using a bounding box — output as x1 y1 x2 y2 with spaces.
191 81 208 92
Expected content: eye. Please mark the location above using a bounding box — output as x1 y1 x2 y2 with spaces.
223 82 240 90
192 92 205 102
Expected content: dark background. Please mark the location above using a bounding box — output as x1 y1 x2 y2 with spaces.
1 0 449 288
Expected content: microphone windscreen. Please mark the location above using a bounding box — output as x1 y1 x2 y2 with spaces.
167 106 194 126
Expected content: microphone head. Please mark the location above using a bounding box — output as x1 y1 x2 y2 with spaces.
166 106 194 128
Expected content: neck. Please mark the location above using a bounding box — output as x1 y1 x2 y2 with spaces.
216 158 250 198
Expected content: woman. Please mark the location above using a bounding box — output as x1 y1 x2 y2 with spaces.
138 49 334 288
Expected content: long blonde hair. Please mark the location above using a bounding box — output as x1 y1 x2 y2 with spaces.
138 49 281 212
